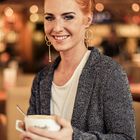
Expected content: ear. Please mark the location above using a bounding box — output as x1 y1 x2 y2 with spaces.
84 13 93 28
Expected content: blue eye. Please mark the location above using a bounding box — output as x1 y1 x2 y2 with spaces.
45 16 54 21
64 15 74 20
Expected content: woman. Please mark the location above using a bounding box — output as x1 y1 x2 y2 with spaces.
21 0 136 139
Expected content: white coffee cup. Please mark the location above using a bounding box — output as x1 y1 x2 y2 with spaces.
16 115 61 132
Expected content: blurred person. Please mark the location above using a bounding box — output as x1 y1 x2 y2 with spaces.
100 27 121 63
20 0 136 139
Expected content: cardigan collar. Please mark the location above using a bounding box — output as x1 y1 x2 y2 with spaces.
52 47 101 70
40 47 101 128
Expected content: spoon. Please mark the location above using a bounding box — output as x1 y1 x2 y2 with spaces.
16 105 26 117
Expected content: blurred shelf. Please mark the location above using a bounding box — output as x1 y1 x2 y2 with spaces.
90 24 140 38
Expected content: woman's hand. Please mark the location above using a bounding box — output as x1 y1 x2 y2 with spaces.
20 116 73 140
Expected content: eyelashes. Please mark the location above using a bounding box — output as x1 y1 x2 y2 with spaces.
45 15 75 21
63 15 74 20
45 16 54 21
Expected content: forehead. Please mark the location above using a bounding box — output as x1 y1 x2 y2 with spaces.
44 0 81 13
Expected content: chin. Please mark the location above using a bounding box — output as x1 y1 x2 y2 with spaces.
54 47 67 52
54 46 72 53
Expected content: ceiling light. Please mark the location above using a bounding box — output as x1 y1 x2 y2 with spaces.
4 7 14 17
131 3 140 12
30 14 39 22
95 3 104 12
29 5 38 14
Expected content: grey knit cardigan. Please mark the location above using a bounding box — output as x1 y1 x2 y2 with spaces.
27 47 136 140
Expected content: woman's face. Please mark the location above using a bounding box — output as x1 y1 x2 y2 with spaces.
44 0 92 52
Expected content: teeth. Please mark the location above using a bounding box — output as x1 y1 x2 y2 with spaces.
54 36 68 40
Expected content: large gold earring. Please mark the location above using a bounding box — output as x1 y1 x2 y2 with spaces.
84 29 94 48
45 36 52 63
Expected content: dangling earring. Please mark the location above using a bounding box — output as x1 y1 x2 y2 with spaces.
84 28 94 48
45 36 52 63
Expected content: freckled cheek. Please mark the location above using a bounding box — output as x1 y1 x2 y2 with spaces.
44 23 52 35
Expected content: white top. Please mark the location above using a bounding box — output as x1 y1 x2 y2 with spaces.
51 50 91 121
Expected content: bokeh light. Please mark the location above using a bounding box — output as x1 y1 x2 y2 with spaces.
131 3 140 12
4 7 14 17
30 14 39 22
95 3 104 12
29 5 38 14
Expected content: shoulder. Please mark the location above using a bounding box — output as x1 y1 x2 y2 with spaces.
101 54 123 72
32 56 61 84
88 47 126 78
35 64 51 81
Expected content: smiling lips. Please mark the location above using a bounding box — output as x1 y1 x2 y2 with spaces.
52 35 70 41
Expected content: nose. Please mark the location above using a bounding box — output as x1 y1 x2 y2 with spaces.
53 20 63 33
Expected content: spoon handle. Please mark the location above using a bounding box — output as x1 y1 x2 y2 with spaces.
16 105 26 117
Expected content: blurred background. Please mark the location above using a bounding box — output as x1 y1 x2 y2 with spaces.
0 0 140 79
0 0 140 140
0 0 140 76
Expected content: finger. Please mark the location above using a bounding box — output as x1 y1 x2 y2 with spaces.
28 127 59 139
25 131 52 140
20 122 26 131
55 116 70 128
20 132 31 140
20 131 27 140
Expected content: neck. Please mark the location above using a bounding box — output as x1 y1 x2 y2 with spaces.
58 46 88 72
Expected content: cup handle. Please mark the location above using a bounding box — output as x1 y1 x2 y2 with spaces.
16 120 25 132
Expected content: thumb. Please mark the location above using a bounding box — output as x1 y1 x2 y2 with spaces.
55 116 71 128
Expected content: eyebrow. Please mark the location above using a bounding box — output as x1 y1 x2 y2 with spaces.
44 12 76 16
62 12 76 16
